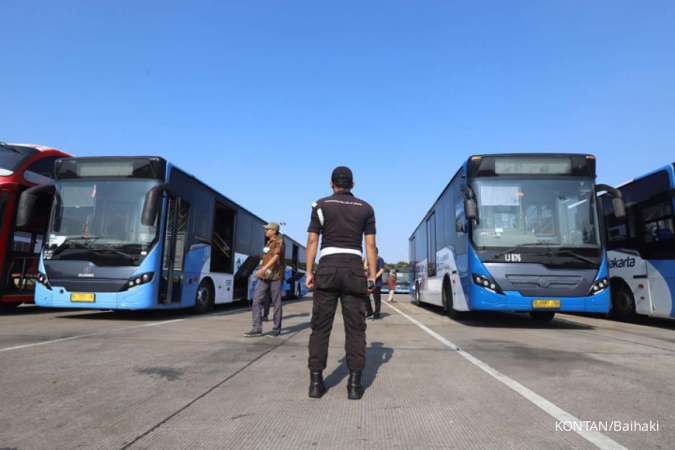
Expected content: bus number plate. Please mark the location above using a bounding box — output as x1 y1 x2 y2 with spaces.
533 299 559 309
71 293 95 303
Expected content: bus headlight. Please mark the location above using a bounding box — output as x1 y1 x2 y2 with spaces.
472 273 503 294
126 272 154 290
37 272 52 290
589 277 609 295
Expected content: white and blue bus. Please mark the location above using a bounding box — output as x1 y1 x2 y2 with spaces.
18 156 307 312
409 154 625 322
602 163 675 320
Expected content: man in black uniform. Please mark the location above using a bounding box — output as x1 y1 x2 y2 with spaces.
305 166 378 400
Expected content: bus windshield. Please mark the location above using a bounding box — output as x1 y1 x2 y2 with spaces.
471 177 600 249
47 179 160 263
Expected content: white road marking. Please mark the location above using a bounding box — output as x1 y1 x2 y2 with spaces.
0 319 186 353
386 302 627 450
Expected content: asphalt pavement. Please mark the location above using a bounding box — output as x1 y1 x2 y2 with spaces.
1 295 673 449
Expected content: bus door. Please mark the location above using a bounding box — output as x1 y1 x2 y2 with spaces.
160 196 190 304
3 188 49 296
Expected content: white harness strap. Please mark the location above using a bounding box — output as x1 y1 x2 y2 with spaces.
319 247 363 259
312 201 325 226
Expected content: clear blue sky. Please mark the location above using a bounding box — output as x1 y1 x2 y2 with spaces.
3 1 674 262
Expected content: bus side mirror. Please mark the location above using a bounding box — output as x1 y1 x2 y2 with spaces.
464 198 477 222
142 184 167 226
596 184 625 219
17 184 56 228
612 197 626 219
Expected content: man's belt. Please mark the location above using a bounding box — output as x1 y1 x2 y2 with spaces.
319 247 363 259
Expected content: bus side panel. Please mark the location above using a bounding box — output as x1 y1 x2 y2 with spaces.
181 243 210 307
436 246 469 311
607 250 652 315
649 260 675 318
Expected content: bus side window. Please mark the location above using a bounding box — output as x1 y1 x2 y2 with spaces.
24 157 59 184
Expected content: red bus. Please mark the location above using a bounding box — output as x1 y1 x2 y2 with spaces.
0 143 69 312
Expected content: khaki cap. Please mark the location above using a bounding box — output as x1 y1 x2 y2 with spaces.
264 222 280 232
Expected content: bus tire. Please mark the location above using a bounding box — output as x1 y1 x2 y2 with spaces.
412 283 421 305
442 277 462 320
529 311 555 322
610 282 636 321
194 279 215 314
0 303 20 313
295 282 302 299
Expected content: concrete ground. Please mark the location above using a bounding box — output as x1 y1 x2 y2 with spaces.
0 295 673 450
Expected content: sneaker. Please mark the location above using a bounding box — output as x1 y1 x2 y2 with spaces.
262 316 270 322
243 330 263 337
373 313 381 320
268 330 281 337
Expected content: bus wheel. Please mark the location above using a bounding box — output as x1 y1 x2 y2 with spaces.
295 282 302 299
443 278 462 320
529 311 555 322
611 284 636 321
194 279 214 314
0 303 20 313
412 283 421 305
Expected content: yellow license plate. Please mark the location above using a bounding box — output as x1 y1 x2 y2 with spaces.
533 299 560 309
71 292 95 303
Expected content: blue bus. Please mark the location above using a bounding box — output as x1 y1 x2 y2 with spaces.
409 154 625 322
602 163 675 320
18 156 307 312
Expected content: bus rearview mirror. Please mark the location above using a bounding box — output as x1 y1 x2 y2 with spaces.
596 183 625 220
612 197 626 219
142 184 166 226
464 198 477 221
16 184 56 228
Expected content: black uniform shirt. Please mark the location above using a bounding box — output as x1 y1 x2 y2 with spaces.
307 191 376 251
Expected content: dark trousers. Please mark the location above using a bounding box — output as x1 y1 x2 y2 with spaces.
372 287 382 315
308 256 368 371
252 278 282 332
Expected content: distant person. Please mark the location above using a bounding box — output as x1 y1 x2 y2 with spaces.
370 249 386 319
387 270 397 303
305 166 377 400
244 223 285 337
363 258 374 318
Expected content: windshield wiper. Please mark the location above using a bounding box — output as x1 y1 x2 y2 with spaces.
554 249 597 265
93 247 139 262
50 236 102 255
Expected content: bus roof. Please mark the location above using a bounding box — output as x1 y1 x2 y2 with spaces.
467 152 595 159
165 161 308 250
7 143 61 152
615 163 675 189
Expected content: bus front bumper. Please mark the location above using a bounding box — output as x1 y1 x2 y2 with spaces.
34 282 163 310
469 285 610 313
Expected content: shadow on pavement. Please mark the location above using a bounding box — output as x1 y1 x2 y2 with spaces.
324 341 394 393
415 303 595 330
368 312 392 320
572 312 675 331
1 305 87 316
279 320 312 336
283 313 311 321
54 297 312 322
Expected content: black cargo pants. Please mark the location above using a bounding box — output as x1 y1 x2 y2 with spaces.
308 255 368 371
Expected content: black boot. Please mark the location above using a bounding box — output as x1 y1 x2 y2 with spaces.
308 371 326 399
347 370 364 400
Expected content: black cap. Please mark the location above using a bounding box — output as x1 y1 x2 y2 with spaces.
331 166 354 188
